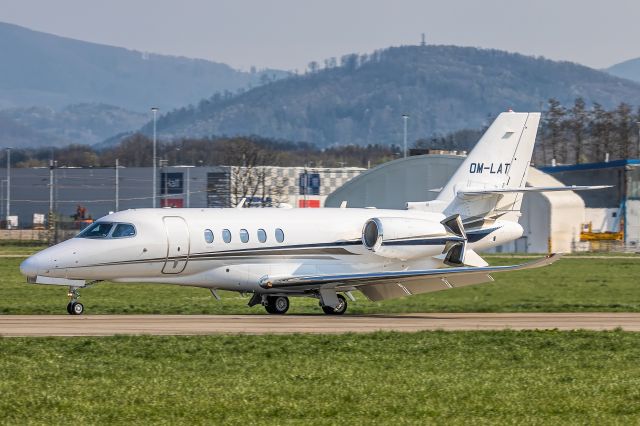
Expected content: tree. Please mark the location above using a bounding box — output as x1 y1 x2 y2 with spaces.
215 138 284 207
590 103 613 162
568 98 587 163
100 133 153 167
614 103 633 160
340 54 358 70
544 98 566 163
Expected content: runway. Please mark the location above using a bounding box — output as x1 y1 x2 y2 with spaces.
1 313 639 336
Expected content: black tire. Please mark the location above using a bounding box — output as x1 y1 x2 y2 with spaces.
322 294 347 315
70 301 84 315
264 296 289 314
66 302 74 315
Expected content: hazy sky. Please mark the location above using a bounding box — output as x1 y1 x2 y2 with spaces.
2 0 639 71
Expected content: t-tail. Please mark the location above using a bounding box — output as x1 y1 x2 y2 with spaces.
435 111 608 228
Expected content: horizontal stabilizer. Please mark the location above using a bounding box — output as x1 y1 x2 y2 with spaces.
459 185 611 196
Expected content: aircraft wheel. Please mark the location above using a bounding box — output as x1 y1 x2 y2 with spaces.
68 301 84 315
264 296 289 314
322 294 347 315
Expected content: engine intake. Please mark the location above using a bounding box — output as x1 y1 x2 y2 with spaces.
362 218 384 251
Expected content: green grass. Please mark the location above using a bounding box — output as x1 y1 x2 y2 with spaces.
1 331 639 424
0 242 47 256
1 256 640 314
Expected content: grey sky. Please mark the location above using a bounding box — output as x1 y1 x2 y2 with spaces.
1 0 639 71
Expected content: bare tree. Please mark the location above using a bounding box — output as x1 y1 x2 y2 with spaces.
545 98 566 163
614 103 633 160
568 97 587 163
307 61 319 74
218 139 286 207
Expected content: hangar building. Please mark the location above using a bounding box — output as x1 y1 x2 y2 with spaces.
540 160 639 250
325 154 586 253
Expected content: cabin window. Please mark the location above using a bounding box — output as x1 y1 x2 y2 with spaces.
76 222 114 239
257 229 267 243
111 223 136 238
275 228 285 243
204 229 214 244
222 229 232 243
240 229 249 243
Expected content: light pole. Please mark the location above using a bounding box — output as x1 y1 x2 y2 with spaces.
6 148 10 229
636 121 640 159
151 107 159 208
186 166 191 208
402 114 409 158
115 158 119 212
0 180 4 220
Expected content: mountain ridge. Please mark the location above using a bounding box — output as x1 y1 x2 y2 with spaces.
0 21 288 112
149 45 640 147
606 57 640 83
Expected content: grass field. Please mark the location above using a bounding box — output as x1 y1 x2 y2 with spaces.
0 331 638 424
0 243 46 256
2 245 639 425
1 252 639 314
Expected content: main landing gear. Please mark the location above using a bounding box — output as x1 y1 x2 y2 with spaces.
264 295 290 314
321 294 347 315
253 292 351 315
66 286 84 315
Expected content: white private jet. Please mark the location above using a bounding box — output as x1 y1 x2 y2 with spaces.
20 112 607 315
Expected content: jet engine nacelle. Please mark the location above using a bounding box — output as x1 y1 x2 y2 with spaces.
361 217 448 260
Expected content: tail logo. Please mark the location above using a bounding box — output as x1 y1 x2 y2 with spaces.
469 162 511 174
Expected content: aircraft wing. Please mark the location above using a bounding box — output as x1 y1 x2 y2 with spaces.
459 185 610 196
263 254 562 301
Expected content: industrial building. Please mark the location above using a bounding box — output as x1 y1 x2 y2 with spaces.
1 155 622 254
326 154 588 253
1 165 363 228
540 160 639 250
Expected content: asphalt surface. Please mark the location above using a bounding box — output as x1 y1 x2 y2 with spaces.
1 313 639 336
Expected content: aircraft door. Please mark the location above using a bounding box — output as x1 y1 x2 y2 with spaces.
162 216 190 274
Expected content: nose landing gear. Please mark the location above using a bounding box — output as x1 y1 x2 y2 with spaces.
66 287 84 315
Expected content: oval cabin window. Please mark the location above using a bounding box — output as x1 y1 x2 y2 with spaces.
240 229 249 243
275 228 285 243
204 229 214 244
257 229 267 243
222 229 232 243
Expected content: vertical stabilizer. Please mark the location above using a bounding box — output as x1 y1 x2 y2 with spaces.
436 112 541 223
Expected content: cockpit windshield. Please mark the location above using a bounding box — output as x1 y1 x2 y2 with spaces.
112 223 136 238
76 222 136 239
77 222 113 238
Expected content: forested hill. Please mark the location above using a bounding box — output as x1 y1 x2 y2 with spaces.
0 21 287 112
607 57 640 83
152 45 640 147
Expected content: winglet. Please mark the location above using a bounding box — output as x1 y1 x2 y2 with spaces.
509 252 563 271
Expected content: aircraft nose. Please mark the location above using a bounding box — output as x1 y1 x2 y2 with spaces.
20 255 41 277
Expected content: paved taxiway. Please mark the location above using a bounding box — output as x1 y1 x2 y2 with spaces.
1 313 639 336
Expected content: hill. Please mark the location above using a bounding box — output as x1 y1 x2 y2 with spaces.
0 104 148 147
0 21 288 112
606 57 640 83
151 45 640 147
